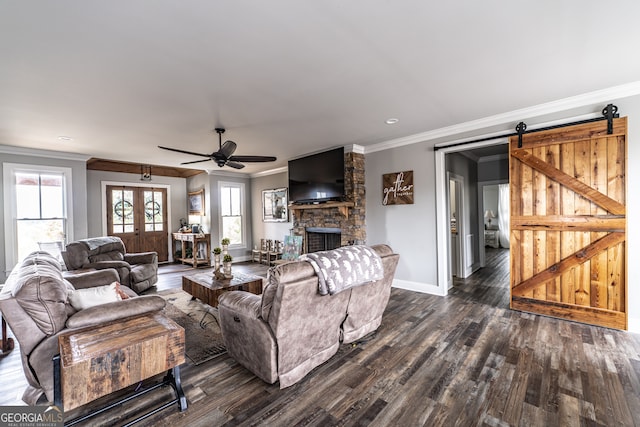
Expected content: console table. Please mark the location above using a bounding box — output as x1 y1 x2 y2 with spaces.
173 232 211 267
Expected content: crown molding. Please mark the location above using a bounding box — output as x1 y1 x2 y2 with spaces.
206 168 250 178
0 144 91 162
250 166 288 179
365 81 640 154
345 144 365 154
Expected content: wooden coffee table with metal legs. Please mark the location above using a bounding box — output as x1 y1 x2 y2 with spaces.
182 272 263 308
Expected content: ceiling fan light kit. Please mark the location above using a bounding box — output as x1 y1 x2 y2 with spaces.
158 127 276 169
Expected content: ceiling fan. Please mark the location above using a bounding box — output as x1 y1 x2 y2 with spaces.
158 128 276 169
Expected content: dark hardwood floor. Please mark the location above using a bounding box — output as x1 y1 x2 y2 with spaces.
1 252 639 426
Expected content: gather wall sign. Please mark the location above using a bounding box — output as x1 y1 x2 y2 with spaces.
382 170 414 205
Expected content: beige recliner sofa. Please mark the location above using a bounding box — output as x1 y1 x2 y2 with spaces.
62 236 158 294
218 244 399 388
0 251 166 405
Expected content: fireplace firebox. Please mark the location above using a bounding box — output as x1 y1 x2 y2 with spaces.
306 227 341 253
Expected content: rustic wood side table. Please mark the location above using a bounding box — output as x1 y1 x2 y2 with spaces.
53 312 187 424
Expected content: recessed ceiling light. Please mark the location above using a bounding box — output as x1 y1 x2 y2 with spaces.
57 136 73 141
385 118 399 125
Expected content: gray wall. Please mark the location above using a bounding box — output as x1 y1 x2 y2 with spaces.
1 152 88 276
251 171 292 245
366 142 438 288
478 157 509 182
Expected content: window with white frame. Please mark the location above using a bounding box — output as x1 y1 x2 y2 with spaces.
219 181 245 246
3 164 73 269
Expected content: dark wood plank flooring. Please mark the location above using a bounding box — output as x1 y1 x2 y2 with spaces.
1 252 640 426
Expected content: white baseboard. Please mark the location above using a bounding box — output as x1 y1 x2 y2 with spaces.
628 316 640 334
392 278 444 296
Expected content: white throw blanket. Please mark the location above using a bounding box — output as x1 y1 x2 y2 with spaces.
300 245 383 295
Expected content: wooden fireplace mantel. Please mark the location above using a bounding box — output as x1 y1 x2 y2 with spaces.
289 201 355 219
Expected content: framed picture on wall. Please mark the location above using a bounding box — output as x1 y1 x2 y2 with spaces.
188 189 204 215
262 188 288 222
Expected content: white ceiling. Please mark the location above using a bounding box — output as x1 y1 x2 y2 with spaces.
2 1 640 174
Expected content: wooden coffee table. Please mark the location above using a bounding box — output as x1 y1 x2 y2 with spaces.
182 272 263 307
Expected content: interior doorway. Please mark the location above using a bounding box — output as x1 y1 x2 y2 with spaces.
448 173 465 283
435 138 509 296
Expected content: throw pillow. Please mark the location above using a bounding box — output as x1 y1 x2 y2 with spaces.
68 282 122 310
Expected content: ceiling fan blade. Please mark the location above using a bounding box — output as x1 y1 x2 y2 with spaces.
219 140 237 159
229 155 277 163
225 161 245 169
158 146 211 158
180 158 212 165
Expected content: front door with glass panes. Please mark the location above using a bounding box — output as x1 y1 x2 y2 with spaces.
106 186 168 262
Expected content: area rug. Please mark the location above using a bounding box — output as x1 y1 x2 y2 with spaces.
157 289 226 365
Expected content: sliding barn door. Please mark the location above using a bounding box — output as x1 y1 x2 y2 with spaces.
510 117 627 330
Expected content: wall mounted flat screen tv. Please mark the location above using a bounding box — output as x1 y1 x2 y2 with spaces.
288 147 345 204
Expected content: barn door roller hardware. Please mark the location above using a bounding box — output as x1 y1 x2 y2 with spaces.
434 103 621 151
515 103 619 148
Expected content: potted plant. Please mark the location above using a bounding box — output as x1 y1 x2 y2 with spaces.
221 237 231 254
223 254 233 277
213 247 221 269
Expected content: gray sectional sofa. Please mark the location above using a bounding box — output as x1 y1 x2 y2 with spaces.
218 244 399 388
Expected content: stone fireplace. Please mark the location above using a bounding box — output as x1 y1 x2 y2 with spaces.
291 151 365 253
